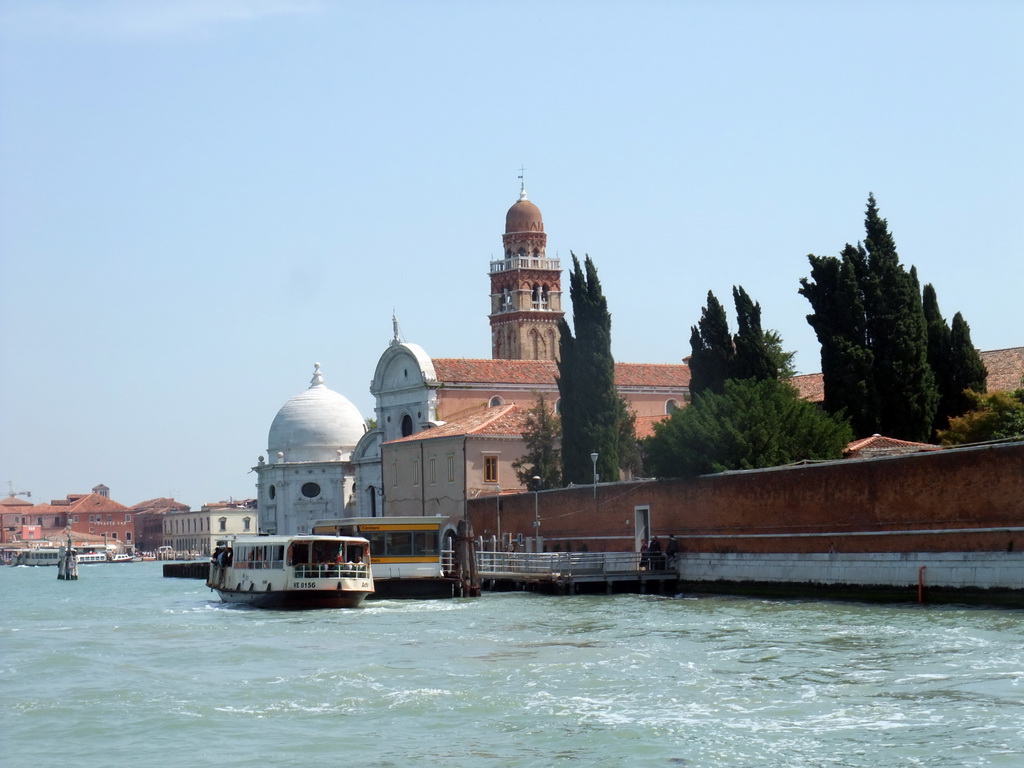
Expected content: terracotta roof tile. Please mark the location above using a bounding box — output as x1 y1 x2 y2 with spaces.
844 434 940 458
432 358 690 388
63 493 129 513
386 403 532 444
980 347 1024 393
634 415 667 440
788 373 824 402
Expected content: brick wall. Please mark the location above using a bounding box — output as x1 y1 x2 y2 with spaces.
467 442 1024 554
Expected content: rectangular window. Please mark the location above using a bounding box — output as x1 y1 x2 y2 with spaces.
429 456 437 485
37 517 43 526
73 516 78 523
243 517 251 532
484 455 498 484
447 455 455 483
126 532 132 541
54 517 61 527
125 514 131 522
391 461 398 487
412 459 421 486
111 532 118 539
107 515 113 523
219 518 227 532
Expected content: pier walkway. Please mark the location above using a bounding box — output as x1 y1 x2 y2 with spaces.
476 551 679 595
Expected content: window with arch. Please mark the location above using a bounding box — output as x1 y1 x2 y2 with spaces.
218 517 227 532
243 517 251 532
489 396 504 407
401 414 413 437
665 399 680 414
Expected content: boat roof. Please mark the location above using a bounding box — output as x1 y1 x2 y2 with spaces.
221 534 368 545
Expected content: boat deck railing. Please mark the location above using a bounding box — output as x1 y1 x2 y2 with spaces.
293 563 370 579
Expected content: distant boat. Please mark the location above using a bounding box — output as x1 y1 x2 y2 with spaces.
206 534 373 609
15 548 62 566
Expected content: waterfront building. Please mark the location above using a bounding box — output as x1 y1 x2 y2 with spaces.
130 497 191 553
162 499 256 556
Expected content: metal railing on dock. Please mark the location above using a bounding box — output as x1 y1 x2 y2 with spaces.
476 551 677 594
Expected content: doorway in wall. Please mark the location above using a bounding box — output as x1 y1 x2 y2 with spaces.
634 505 651 552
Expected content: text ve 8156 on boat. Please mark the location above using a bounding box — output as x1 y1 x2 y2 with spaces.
206 535 374 609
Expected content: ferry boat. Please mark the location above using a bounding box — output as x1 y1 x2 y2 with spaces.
15 548 62 566
76 552 108 565
312 516 461 599
206 535 373 609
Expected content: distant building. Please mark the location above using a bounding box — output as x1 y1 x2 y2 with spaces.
53 487 135 549
163 500 256 556
130 497 191 553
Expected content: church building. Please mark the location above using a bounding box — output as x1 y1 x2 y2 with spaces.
347 182 691 523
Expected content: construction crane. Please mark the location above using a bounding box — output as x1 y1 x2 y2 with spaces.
6 481 31 499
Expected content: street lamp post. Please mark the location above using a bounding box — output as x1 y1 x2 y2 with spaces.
494 485 501 545
590 452 599 497
532 476 541 551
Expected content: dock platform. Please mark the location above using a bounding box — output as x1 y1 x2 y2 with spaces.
477 551 678 595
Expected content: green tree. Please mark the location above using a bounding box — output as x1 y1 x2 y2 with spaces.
688 290 734 396
615 395 644 478
800 245 878 436
512 394 562 489
645 378 852 477
732 286 779 382
938 389 1024 445
923 282 954 432
689 287 792 396
800 195 938 441
557 253 619 485
948 312 988 414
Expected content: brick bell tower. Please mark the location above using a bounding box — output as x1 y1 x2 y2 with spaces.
488 178 564 361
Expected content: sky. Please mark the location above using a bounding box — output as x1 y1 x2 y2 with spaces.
1 0 1021 509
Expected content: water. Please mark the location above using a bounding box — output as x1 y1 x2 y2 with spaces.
3 563 1024 767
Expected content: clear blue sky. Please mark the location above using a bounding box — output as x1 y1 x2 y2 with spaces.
1 1 1021 508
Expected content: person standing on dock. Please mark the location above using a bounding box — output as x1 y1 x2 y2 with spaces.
665 535 679 567
649 537 663 570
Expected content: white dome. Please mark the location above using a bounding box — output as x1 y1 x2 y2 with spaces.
268 364 365 463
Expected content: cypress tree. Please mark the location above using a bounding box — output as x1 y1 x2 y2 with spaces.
949 311 988 412
557 253 619 485
688 291 734 396
801 195 940 441
799 246 878 436
732 286 778 382
861 198 936 441
923 283 953 432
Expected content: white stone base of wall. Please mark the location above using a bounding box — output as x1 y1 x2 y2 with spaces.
678 551 1024 591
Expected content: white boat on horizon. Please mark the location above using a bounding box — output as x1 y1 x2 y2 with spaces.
206 534 373 609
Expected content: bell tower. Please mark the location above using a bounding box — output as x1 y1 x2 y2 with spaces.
488 179 563 361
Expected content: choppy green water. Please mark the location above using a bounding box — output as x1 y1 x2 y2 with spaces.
3 562 1023 766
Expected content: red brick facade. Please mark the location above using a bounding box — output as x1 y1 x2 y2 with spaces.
467 442 1024 555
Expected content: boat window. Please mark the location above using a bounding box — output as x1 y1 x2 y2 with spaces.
414 531 438 556
387 532 413 556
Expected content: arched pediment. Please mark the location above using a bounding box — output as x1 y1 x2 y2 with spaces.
371 342 437 396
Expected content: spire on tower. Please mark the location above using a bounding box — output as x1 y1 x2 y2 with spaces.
518 164 528 200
